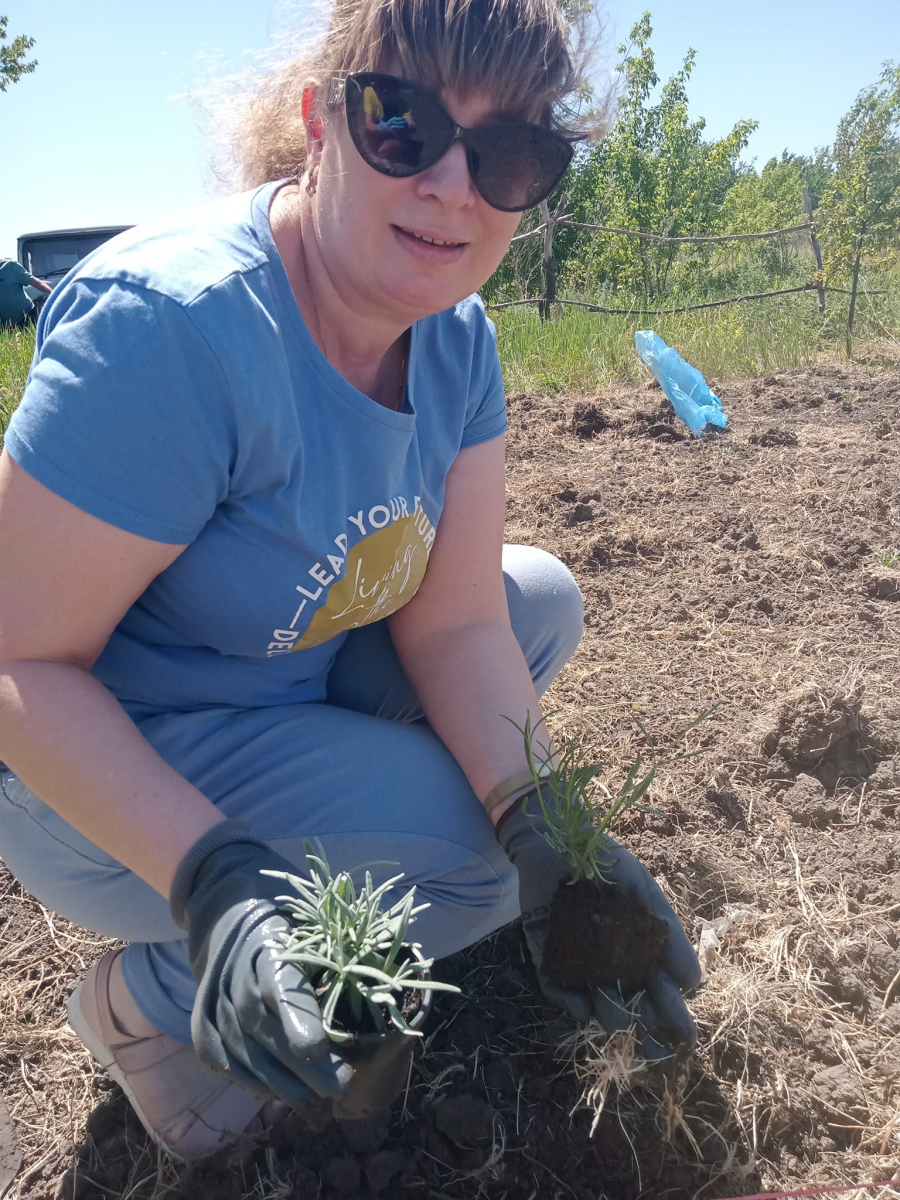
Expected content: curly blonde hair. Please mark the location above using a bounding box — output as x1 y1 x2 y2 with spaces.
237 0 584 187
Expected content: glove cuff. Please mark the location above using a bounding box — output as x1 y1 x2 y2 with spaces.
483 765 551 819
494 783 556 850
169 819 269 929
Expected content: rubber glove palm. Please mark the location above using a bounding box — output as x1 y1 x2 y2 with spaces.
496 798 701 1057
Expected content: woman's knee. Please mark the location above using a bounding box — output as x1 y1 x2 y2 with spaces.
502 544 584 690
404 840 521 958
275 825 520 960
0 769 181 943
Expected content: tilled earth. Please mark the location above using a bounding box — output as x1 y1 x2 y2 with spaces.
1 361 898 1200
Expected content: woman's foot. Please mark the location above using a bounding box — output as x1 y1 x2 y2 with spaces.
67 947 288 1160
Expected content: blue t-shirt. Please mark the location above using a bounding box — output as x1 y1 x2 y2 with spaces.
6 183 507 718
0 258 35 324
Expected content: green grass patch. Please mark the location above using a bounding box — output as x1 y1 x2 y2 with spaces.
493 273 900 393
0 325 34 449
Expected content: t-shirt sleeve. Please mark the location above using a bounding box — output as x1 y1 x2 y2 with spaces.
459 297 508 448
10 262 34 285
5 278 235 544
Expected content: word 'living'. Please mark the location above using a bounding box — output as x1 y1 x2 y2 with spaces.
266 496 436 656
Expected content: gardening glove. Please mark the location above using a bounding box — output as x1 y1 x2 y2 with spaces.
495 790 702 1058
169 819 353 1110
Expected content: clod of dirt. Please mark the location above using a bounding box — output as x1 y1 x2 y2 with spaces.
749 428 799 447
645 422 686 442
364 1149 407 1193
784 773 840 829
433 1094 495 1149
0 1093 20 1199
757 685 882 793
337 1110 391 1153
53 1171 79 1200
820 536 872 568
570 401 610 438
84 1100 123 1145
542 878 669 990
869 756 900 792
565 502 595 525
866 568 900 601
557 486 578 502
810 1064 869 1123
704 781 748 830
483 1057 517 1094
630 399 676 434
320 1155 361 1195
587 538 612 567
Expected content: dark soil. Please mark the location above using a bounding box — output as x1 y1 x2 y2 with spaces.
2 359 899 1200
542 877 669 990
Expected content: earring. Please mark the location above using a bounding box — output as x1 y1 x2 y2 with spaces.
305 165 319 197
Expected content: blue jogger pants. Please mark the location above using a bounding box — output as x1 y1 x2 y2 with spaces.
0 545 583 1044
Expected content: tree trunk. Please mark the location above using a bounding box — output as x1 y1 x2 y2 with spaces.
846 248 862 358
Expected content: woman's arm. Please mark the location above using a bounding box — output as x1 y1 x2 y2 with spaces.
0 452 226 897
387 435 549 820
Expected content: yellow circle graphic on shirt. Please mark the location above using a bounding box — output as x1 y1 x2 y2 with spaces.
293 513 430 651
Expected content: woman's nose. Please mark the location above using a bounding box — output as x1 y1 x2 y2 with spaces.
414 139 478 207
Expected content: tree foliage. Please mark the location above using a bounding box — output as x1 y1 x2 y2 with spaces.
722 158 805 234
0 14 37 93
563 13 757 298
719 156 811 278
487 11 900 334
818 62 900 285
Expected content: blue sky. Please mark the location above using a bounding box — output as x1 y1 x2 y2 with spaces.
2 0 896 253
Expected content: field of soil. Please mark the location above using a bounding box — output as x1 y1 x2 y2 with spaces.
1 361 898 1200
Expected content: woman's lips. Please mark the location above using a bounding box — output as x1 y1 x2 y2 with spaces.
393 225 467 264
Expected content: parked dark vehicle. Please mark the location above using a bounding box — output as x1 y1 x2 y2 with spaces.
17 226 132 307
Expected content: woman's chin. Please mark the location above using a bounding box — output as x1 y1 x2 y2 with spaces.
380 272 480 318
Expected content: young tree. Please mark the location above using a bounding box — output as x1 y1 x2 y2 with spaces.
818 62 900 354
720 157 810 278
564 13 756 299
0 14 37 92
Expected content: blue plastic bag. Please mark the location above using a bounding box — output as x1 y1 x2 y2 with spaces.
633 330 728 437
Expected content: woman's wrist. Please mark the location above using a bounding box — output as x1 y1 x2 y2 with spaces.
484 770 536 820
483 769 549 825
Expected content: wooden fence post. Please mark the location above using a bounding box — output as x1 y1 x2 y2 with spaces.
538 201 556 321
847 244 863 358
803 187 826 313
538 193 567 322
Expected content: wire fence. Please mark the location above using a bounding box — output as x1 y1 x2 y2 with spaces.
487 192 885 345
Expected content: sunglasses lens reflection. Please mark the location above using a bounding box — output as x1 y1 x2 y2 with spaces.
349 77 452 175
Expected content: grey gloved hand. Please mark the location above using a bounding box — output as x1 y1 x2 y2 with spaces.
496 792 701 1057
169 820 352 1109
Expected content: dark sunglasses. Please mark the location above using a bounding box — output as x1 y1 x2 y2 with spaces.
332 71 574 213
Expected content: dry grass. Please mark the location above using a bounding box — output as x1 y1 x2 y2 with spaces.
500 361 900 1197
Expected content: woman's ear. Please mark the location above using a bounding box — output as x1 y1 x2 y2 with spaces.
302 86 323 145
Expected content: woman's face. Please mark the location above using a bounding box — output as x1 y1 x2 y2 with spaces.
310 81 524 322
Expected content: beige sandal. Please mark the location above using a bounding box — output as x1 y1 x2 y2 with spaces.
67 947 288 1160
